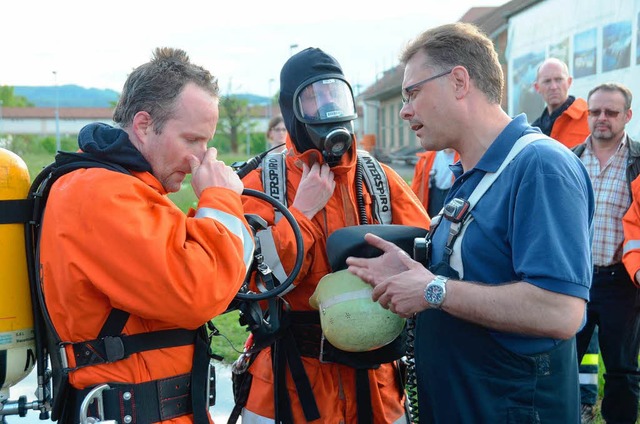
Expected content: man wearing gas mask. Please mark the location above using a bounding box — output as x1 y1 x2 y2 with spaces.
236 47 429 423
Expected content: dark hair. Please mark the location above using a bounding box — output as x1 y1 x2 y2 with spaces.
113 47 219 133
588 82 633 110
400 22 503 104
267 115 284 133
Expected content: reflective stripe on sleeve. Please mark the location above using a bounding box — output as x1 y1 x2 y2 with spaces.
623 239 640 255
195 207 254 269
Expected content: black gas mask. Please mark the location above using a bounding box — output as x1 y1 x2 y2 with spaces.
292 75 357 166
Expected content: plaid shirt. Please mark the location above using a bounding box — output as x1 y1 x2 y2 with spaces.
581 133 630 266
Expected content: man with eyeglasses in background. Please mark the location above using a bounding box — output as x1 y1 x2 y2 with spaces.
347 22 594 423
574 82 640 424
532 57 590 149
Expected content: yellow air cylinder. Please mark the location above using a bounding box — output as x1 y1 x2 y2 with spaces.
310 270 405 352
0 147 35 390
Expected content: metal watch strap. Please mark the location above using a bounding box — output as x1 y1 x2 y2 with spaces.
424 275 448 309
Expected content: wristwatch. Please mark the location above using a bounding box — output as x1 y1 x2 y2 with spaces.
424 275 449 309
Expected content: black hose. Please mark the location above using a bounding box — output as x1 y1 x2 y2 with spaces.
233 189 304 301
405 317 419 422
355 158 368 225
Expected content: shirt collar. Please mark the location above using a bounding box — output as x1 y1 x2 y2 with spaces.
474 114 537 173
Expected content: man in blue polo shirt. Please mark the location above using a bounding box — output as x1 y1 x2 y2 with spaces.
347 22 594 423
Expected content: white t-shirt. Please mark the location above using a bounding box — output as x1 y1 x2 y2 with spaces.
432 150 455 190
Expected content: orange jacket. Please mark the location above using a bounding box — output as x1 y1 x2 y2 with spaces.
622 175 640 287
41 168 251 423
241 141 429 423
411 150 459 214
549 97 590 149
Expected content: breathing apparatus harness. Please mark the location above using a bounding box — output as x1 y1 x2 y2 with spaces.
225 148 410 424
1 149 305 424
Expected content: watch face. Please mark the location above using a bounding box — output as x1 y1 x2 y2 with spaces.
426 284 444 304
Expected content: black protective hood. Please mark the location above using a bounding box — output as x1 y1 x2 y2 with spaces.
78 123 152 172
278 47 346 153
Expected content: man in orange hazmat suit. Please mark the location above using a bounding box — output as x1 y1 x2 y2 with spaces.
411 148 458 217
237 47 429 424
39 47 254 423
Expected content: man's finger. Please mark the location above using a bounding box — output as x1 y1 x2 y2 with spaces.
188 155 201 174
363 233 397 252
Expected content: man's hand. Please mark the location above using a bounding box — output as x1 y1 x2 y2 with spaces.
347 233 433 317
189 148 244 197
346 234 413 285
291 162 335 219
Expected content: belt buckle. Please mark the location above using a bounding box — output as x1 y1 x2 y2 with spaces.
79 384 117 424
206 361 216 406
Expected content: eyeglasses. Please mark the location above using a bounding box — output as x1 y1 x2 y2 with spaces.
587 108 623 118
401 69 453 105
271 127 287 133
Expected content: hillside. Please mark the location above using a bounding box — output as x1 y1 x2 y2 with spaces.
14 85 120 108
13 86 270 108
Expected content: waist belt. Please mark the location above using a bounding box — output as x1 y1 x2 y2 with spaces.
289 312 323 359
593 262 625 274
73 373 196 423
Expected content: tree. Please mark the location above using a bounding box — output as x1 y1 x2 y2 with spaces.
217 83 254 154
0 85 34 107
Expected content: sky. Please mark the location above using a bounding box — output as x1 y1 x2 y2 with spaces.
2 0 507 97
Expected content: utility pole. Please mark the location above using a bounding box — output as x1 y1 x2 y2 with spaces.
268 78 275 119
53 71 61 152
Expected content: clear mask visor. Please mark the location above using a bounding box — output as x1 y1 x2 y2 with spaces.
294 78 357 124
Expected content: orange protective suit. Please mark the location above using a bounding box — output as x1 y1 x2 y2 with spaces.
549 97 590 149
410 150 459 214
240 142 430 423
41 167 251 424
622 176 640 286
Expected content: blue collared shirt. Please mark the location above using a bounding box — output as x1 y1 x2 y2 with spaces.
430 114 594 354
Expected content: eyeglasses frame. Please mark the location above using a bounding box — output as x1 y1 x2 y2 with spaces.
401 68 454 105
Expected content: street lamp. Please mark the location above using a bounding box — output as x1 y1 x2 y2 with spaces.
268 78 275 119
289 44 298 57
53 71 60 152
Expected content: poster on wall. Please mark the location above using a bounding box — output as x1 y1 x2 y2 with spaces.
507 0 640 138
603 21 632 72
512 52 546 120
637 12 640 64
574 29 597 78
550 38 570 66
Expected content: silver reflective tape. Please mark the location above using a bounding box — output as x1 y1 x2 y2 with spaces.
241 408 274 424
319 288 373 310
623 239 640 255
195 207 254 268
578 373 599 385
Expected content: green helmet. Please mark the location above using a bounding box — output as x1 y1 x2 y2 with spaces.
309 270 405 352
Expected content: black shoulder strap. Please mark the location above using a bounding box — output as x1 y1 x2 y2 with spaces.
28 151 197 370
357 150 393 225
0 198 34 224
572 143 586 158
